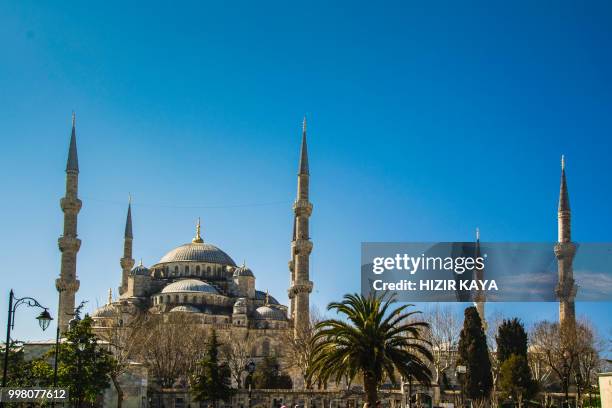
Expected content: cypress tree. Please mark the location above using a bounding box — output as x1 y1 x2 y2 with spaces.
457 306 493 401
496 318 528 363
191 330 234 406
496 318 537 406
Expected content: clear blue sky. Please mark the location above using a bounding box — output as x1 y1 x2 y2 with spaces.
1 1 610 343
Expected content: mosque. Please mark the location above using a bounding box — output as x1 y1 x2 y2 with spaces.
55 113 314 360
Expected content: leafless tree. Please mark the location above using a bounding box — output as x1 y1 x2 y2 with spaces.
95 304 148 408
530 319 602 407
219 331 255 388
283 306 324 389
136 313 208 388
422 304 462 386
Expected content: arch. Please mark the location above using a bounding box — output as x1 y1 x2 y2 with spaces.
185 265 189 274
262 338 271 356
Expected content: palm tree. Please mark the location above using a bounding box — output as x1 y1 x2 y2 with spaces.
310 292 433 406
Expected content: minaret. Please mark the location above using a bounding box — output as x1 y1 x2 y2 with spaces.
554 155 577 327
473 228 487 330
56 112 82 334
119 196 135 297
289 117 313 337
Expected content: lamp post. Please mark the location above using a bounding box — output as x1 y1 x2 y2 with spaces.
245 360 256 408
2 289 52 387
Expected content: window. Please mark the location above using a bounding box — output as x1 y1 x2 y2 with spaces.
185 265 189 274
196 265 201 275
174 266 179 275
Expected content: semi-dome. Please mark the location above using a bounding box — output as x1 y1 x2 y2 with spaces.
233 264 254 277
170 305 201 313
254 305 287 321
158 242 236 266
130 262 150 276
161 279 219 294
255 290 279 305
92 304 117 318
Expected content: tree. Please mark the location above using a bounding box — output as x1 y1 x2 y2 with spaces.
283 306 323 389
220 331 256 388
496 318 528 363
137 313 207 388
251 356 293 389
457 306 493 407
0 340 53 387
191 330 234 406
530 321 575 405
422 305 461 387
495 318 537 406
310 293 433 407
96 304 148 408
53 315 115 407
498 355 537 408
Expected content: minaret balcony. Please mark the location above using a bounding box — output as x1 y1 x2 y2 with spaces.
293 199 313 216
58 236 81 252
55 278 80 292
554 242 576 259
60 197 82 212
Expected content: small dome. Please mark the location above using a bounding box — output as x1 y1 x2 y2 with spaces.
170 305 200 313
234 298 247 307
254 306 287 321
92 304 116 318
161 279 219 294
255 290 279 305
233 264 254 277
158 242 236 266
130 262 150 276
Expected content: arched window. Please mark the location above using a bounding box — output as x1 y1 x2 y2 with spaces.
175 295 179 302
192 296 196 303
166 295 171 303
185 265 189 274
207 266 211 274
174 266 179 275
196 265 201 275
262 338 270 356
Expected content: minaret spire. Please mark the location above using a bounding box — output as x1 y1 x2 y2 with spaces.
289 117 314 338
56 112 82 334
193 217 203 243
119 196 135 296
108 288 113 305
555 155 577 328
66 112 79 172
473 227 487 330
298 116 309 175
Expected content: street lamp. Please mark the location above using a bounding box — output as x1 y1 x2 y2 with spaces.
2 289 52 388
245 360 256 408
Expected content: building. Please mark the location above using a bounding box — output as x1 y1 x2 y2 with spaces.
54 114 314 378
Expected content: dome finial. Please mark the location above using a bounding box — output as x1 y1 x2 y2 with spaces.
107 288 112 305
476 227 480 241
265 289 270 305
193 217 203 243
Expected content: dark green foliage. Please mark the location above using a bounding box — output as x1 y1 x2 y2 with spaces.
498 355 538 405
251 356 293 389
496 318 528 364
52 315 115 407
191 330 234 404
457 306 493 401
1 341 53 387
310 293 433 407
496 318 537 405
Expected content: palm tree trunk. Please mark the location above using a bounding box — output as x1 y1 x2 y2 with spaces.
362 372 378 407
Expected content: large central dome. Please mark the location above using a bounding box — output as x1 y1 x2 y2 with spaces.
158 242 236 266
